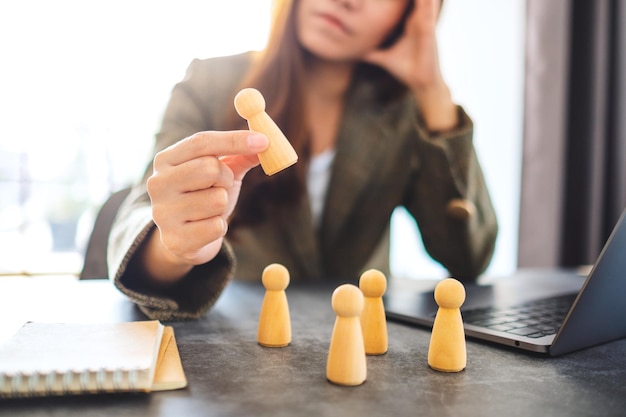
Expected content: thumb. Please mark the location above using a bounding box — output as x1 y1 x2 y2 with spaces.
221 153 262 182
221 132 268 180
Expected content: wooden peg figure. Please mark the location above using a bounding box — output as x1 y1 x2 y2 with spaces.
234 88 298 175
326 284 367 386
359 269 388 355
257 263 291 347
428 278 467 372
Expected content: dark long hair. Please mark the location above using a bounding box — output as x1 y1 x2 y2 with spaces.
227 0 412 232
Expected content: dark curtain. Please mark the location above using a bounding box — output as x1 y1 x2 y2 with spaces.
519 0 626 268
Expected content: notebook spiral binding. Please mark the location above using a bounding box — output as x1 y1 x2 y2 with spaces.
0 368 141 398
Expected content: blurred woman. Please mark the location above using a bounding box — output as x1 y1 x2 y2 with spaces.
109 0 498 320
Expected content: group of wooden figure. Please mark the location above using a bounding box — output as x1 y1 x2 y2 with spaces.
257 263 468 387
235 88 467 385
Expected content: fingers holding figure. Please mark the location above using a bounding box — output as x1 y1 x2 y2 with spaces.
146 130 268 266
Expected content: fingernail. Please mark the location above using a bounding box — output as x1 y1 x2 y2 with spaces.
247 133 269 151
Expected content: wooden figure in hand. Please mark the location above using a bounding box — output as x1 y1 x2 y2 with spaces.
257 263 291 347
326 284 367 386
428 278 467 372
234 88 298 175
359 269 388 355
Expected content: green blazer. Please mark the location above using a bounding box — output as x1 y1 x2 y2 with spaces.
108 52 498 320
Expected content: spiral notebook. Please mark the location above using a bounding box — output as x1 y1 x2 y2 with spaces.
0 320 187 398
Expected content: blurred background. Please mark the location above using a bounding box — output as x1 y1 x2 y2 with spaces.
0 0 527 278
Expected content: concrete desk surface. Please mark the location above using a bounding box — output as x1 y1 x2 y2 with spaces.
0 276 624 417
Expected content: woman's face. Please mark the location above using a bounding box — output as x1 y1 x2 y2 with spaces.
296 0 411 62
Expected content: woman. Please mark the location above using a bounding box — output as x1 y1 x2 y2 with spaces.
108 0 498 320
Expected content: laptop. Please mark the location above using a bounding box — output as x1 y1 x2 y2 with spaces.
384 208 626 356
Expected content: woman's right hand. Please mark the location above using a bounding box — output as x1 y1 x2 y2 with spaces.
141 130 269 285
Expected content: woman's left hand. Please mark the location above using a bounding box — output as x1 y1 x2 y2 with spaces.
364 0 443 92
363 0 458 131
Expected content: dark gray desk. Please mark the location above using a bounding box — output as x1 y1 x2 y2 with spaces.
1 276 625 417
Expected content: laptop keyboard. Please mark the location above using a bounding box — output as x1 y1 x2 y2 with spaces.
461 294 577 338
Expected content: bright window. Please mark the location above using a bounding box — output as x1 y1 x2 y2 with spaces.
0 1 271 274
